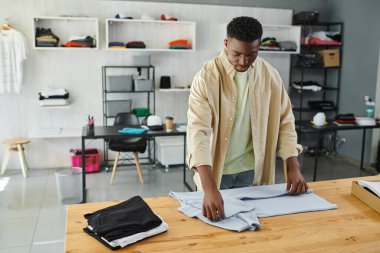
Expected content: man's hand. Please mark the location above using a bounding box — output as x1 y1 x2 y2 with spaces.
196 165 225 221
203 187 225 221
286 156 308 195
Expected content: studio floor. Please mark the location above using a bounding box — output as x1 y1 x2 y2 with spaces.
0 155 376 253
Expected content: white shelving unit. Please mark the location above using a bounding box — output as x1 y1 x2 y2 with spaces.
219 23 300 54
105 19 196 52
33 16 99 50
261 24 301 54
39 105 71 109
158 88 190 92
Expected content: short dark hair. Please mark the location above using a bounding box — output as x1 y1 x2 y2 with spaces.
227 16 263 42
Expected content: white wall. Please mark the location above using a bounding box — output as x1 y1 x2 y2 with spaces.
0 0 293 169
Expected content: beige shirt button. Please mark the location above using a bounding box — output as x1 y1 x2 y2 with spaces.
232 96 235 100
229 117 233 121
224 138 228 141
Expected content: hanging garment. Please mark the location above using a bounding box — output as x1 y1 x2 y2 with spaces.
0 28 28 93
170 183 337 232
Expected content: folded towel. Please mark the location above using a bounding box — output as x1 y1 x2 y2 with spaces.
118 128 148 134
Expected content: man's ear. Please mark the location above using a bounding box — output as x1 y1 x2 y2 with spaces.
224 39 228 48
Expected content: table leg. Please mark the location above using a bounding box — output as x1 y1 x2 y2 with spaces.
313 131 321 182
82 138 86 203
360 129 366 171
183 134 194 191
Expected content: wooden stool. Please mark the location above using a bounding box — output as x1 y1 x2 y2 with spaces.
1 138 30 177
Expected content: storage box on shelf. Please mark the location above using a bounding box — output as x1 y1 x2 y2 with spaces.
106 99 133 117
105 19 196 51
33 16 99 50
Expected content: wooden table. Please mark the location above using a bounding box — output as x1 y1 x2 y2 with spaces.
66 176 380 253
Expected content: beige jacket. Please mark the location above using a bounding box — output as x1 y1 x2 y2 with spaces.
187 50 302 190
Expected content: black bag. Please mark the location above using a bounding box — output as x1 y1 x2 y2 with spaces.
293 11 319 25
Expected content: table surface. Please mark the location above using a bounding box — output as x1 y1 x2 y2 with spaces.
296 120 380 133
82 124 186 139
66 175 380 253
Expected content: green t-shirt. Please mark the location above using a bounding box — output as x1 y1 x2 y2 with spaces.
223 71 255 175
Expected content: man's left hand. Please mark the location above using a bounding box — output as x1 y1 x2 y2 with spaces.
286 156 308 195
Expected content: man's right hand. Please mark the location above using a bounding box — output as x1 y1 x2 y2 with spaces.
203 187 225 221
196 165 225 221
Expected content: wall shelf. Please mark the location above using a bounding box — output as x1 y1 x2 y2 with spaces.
261 24 301 54
39 105 71 109
218 23 300 54
33 16 99 50
105 19 196 51
158 88 190 92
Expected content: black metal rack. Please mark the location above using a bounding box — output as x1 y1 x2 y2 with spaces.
289 22 344 128
101 65 156 170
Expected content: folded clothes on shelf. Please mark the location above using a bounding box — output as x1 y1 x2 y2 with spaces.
168 39 191 49
35 27 59 47
126 41 146 48
259 37 280 51
63 35 95 48
308 100 335 110
292 81 322 92
39 88 69 100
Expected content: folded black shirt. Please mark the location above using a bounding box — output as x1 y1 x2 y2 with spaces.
84 196 162 242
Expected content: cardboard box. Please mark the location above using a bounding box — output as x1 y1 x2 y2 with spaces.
351 181 380 213
318 49 340 67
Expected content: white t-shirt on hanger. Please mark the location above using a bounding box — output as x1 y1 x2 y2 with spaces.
0 28 28 94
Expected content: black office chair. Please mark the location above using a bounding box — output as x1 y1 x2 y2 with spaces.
108 112 147 185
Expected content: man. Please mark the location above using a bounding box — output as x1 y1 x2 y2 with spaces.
187 16 308 222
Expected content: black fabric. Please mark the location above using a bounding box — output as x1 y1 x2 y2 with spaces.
84 196 162 241
335 113 355 121
39 93 69 100
83 227 121 250
308 100 335 110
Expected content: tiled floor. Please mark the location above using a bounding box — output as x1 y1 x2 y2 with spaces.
0 155 376 253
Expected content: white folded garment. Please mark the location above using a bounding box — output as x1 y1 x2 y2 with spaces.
40 87 68 97
40 99 68 106
69 35 88 41
88 217 169 248
170 183 337 232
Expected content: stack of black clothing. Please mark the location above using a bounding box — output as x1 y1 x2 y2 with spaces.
126 41 146 48
334 113 356 125
83 196 168 250
35 27 59 47
308 100 335 110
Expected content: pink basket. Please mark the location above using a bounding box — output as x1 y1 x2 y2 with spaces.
71 149 100 173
